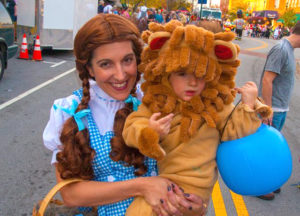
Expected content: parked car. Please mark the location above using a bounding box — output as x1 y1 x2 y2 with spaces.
0 1 18 80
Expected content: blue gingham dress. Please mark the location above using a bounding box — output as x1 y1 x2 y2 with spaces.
73 89 157 216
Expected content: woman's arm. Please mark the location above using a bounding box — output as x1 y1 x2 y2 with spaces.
55 164 142 207
56 164 184 216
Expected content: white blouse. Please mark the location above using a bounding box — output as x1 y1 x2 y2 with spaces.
43 80 126 164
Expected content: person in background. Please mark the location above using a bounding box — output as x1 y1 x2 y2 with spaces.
155 9 164 24
265 25 271 39
273 26 280 39
258 21 300 201
43 14 204 216
132 7 140 20
170 11 178 21
103 0 113 14
233 9 245 40
97 0 105 13
6 0 17 40
190 12 198 25
165 11 171 23
137 6 148 32
6 0 17 22
147 9 156 24
178 11 187 25
121 6 130 19
162 10 168 23
138 5 148 20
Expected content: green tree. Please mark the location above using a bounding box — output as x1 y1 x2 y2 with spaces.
121 0 144 12
281 8 297 28
227 2 248 21
166 0 191 11
147 0 165 9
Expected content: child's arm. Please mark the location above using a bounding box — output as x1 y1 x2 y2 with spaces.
149 112 174 140
235 81 258 109
123 104 173 160
218 82 272 141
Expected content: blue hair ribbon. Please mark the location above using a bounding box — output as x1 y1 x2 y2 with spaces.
124 95 141 111
53 99 91 131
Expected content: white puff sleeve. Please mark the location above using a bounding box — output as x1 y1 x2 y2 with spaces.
43 95 80 165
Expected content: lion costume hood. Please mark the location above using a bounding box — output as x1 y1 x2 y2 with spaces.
139 20 241 142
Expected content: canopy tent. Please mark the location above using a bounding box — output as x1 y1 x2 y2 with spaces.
247 16 270 25
252 10 279 19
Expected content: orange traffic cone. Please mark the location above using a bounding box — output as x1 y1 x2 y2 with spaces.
32 35 42 61
19 34 29 60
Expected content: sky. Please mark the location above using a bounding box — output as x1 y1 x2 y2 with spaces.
206 0 221 6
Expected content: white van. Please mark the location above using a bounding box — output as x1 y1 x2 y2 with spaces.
17 0 98 50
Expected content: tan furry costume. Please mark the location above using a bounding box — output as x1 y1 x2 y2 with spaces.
123 20 272 216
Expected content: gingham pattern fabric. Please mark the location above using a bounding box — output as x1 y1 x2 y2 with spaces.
73 89 157 216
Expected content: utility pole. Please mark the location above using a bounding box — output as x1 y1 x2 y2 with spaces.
200 2 203 19
198 0 208 19
192 0 195 12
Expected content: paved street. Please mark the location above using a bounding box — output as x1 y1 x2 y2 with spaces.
0 36 300 216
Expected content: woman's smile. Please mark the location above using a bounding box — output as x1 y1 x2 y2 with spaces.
111 81 128 90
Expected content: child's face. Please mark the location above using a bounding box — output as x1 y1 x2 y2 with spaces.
169 71 206 101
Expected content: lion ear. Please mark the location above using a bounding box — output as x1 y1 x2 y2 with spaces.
213 40 238 62
148 32 171 50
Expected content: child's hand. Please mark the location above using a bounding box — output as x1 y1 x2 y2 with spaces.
149 113 174 139
235 81 258 109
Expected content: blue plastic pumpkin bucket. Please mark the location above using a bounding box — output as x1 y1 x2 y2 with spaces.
216 124 292 196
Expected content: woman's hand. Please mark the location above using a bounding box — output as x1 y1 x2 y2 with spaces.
172 184 208 216
139 176 183 216
235 81 258 109
149 113 174 139
181 194 208 216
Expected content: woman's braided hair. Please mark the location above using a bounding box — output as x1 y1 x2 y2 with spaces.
57 14 146 179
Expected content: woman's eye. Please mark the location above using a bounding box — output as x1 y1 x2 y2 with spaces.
100 62 110 68
124 57 133 64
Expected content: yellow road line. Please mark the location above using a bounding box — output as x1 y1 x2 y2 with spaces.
212 181 250 216
212 181 227 216
230 190 249 216
245 38 268 51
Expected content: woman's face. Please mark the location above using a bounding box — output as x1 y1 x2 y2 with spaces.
169 71 206 101
87 41 137 101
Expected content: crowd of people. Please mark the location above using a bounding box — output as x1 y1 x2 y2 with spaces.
97 0 222 33
97 1 294 42
243 24 291 39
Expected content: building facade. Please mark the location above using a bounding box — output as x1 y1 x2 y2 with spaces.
228 0 300 20
267 0 300 14
220 0 230 13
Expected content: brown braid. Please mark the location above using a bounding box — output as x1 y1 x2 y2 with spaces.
56 71 95 179
110 72 148 176
56 14 145 180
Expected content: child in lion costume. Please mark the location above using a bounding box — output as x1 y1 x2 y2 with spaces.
122 20 271 215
